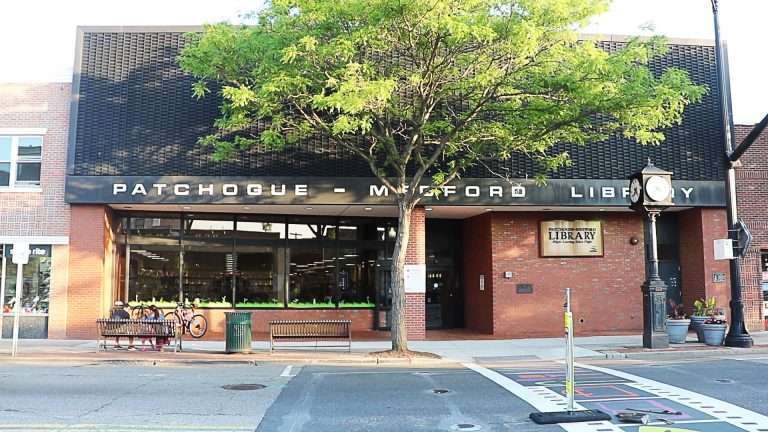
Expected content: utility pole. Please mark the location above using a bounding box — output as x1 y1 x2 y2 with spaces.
710 0 753 348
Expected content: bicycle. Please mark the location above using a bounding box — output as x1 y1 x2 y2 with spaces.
130 304 164 320
164 302 208 338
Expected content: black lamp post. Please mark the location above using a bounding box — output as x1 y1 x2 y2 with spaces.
630 160 674 349
710 0 753 348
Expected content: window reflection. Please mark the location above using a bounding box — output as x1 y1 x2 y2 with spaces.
236 246 284 307
288 247 336 307
3 251 50 315
183 217 234 307
121 214 394 309
129 246 179 306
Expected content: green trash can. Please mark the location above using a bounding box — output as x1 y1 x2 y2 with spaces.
225 312 253 353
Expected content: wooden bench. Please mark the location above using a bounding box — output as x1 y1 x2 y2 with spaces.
96 319 178 351
269 320 352 352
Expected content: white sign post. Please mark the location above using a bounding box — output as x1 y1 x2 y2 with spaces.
10 243 30 357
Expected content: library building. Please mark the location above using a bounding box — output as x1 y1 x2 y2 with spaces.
57 26 764 340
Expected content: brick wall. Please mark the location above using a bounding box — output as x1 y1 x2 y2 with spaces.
462 213 494 333
196 308 374 339
678 208 732 319
405 207 426 340
735 124 768 330
66 205 110 338
485 212 646 338
0 83 70 237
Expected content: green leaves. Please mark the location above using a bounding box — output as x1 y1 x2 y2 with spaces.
179 0 706 200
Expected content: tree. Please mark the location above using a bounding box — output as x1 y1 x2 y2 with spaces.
179 0 706 354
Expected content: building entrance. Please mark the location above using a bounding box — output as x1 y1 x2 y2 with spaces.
426 220 463 330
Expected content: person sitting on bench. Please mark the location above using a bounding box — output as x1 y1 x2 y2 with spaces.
110 301 135 350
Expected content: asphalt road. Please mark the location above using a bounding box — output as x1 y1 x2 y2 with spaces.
255 366 558 432
0 361 289 431
602 354 768 416
1 355 767 432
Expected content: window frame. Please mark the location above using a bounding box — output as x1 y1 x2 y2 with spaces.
0 135 43 191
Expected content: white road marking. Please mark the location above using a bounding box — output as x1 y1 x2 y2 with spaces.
333 187 346 193
577 362 768 431
280 365 294 377
463 363 622 432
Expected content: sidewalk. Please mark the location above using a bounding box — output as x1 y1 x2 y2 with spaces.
1 332 766 365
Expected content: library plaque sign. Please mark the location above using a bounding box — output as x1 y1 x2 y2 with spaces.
540 220 603 257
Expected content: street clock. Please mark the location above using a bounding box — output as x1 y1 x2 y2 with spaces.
628 160 674 212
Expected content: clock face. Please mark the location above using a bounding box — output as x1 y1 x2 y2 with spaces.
645 175 671 202
629 178 642 203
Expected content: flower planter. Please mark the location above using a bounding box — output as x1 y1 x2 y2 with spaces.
666 318 691 344
701 323 727 346
690 315 708 342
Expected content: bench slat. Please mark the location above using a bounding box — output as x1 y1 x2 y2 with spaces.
269 320 351 351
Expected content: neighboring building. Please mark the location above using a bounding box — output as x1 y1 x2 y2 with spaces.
735 124 768 330
0 82 71 339
58 27 733 340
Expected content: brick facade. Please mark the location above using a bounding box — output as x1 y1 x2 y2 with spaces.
0 83 70 238
678 208 732 319
461 210 729 338
0 83 71 339
735 124 768 330
66 205 112 338
405 207 426 340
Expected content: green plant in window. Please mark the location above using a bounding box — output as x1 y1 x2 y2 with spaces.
287 301 336 309
339 302 375 309
235 302 284 308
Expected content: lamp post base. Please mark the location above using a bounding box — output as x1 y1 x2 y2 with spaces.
642 277 669 349
725 319 754 348
643 332 669 349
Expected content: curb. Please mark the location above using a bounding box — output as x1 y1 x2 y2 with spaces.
0 352 454 367
593 346 768 361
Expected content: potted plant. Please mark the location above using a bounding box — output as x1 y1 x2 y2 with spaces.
691 297 715 342
702 307 728 346
666 301 690 344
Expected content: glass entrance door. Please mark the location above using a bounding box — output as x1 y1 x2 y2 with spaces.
374 265 392 330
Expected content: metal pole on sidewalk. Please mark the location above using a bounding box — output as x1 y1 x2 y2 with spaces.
530 287 610 424
10 243 30 357
565 287 575 412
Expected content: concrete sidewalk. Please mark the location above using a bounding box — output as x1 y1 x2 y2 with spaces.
1 332 766 364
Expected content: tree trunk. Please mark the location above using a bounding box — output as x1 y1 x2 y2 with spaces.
390 199 413 353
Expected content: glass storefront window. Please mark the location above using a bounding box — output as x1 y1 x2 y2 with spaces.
237 219 286 240
235 246 283 307
336 247 380 308
2 245 51 315
128 245 180 307
288 247 336 307
121 214 393 309
129 216 181 245
183 217 235 307
288 219 336 240
236 216 285 308
761 251 768 301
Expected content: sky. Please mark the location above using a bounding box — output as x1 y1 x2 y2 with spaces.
1 0 766 124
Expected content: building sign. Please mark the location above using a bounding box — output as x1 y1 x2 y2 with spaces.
4 244 51 258
540 220 603 257
65 176 726 207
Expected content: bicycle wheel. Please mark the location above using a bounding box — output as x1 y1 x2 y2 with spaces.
187 314 208 338
164 311 180 325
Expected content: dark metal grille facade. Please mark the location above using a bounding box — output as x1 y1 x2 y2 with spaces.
70 29 726 181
